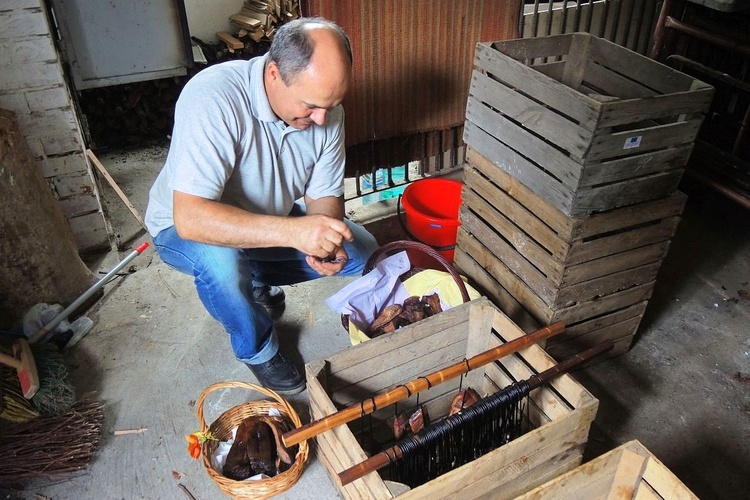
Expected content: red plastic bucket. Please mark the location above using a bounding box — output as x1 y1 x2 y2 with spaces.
400 178 463 267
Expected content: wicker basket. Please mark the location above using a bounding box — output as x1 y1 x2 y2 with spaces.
196 381 309 499
341 240 472 334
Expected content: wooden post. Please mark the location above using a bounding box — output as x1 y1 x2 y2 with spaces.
0 109 96 329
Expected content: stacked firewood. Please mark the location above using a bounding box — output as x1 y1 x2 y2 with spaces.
211 0 301 60
80 77 187 149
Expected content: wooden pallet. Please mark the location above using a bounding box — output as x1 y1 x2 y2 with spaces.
464 33 712 216
307 298 599 499
517 440 697 499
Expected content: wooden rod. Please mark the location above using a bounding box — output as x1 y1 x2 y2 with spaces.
281 322 565 447
86 149 147 231
338 339 614 486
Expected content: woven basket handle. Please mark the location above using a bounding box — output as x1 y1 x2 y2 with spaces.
363 240 471 303
196 381 296 433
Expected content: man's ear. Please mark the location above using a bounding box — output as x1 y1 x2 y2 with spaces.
266 61 282 84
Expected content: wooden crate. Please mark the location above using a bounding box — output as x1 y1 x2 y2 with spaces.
454 148 687 358
516 440 697 499
307 297 599 499
464 32 713 216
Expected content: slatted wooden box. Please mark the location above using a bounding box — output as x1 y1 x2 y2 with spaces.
307 297 598 499
464 32 712 217
516 440 697 499
454 148 686 359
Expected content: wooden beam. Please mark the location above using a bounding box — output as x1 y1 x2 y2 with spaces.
86 149 147 231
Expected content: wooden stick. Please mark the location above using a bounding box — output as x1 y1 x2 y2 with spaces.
86 149 147 231
113 427 148 435
337 340 614 486
281 322 565 447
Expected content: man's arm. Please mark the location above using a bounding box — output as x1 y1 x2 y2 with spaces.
304 193 345 220
173 191 352 259
303 194 353 275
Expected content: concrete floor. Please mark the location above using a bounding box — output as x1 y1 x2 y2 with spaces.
5 143 749 499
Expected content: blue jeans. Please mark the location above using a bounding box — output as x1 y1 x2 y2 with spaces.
153 208 378 365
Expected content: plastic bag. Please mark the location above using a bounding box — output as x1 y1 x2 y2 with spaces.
22 303 94 345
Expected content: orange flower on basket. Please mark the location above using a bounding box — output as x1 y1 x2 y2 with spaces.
186 431 214 460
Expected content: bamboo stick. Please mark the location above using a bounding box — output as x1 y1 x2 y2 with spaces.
338 340 614 486
281 322 565 447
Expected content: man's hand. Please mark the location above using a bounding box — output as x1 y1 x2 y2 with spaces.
293 214 353 259
306 246 349 276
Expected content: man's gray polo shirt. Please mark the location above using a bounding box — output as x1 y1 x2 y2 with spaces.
144 54 346 238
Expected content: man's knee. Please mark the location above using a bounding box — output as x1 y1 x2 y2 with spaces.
343 222 379 275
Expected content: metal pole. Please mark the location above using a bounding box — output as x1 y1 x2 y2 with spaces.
29 242 150 343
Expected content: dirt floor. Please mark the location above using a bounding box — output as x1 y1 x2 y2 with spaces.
2 142 748 499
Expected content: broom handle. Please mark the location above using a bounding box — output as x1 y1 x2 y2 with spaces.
281 321 565 447
29 242 149 344
338 339 614 486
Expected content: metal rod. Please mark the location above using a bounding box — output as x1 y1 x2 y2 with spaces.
29 242 150 343
664 16 750 57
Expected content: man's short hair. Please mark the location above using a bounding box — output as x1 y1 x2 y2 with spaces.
268 17 352 85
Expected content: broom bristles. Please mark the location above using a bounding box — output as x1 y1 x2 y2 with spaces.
0 398 105 483
30 342 76 417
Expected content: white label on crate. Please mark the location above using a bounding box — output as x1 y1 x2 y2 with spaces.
624 136 642 149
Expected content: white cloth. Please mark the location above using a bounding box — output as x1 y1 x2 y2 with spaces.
325 251 412 333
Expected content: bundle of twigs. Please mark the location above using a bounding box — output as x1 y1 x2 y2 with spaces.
0 398 105 483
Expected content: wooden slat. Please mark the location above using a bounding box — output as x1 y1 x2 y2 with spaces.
517 447 627 499
516 440 698 499
640 445 700 499
550 282 655 326
326 302 472 374
327 322 467 395
546 319 640 360
550 302 648 344
469 70 591 159
589 36 702 94
573 191 686 239
462 170 567 272
307 363 391 499
530 60 565 81
587 118 703 162
328 336 466 406
554 261 662 308
458 228 552 318
579 145 692 187
474 43 600 130
572 171 684 217
582 58 659 100
461 188 564 282
561 33 593 90
466 148 576 239
453 244 542 330
491 310 595 410
487 34 573 61
608 449 650 498
460 210 558 302
466 97 583 188
86 149 147 231
464 121 575 214
561 242 670 286
216 31 244 50
568 218 679 266
599 88 714 128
